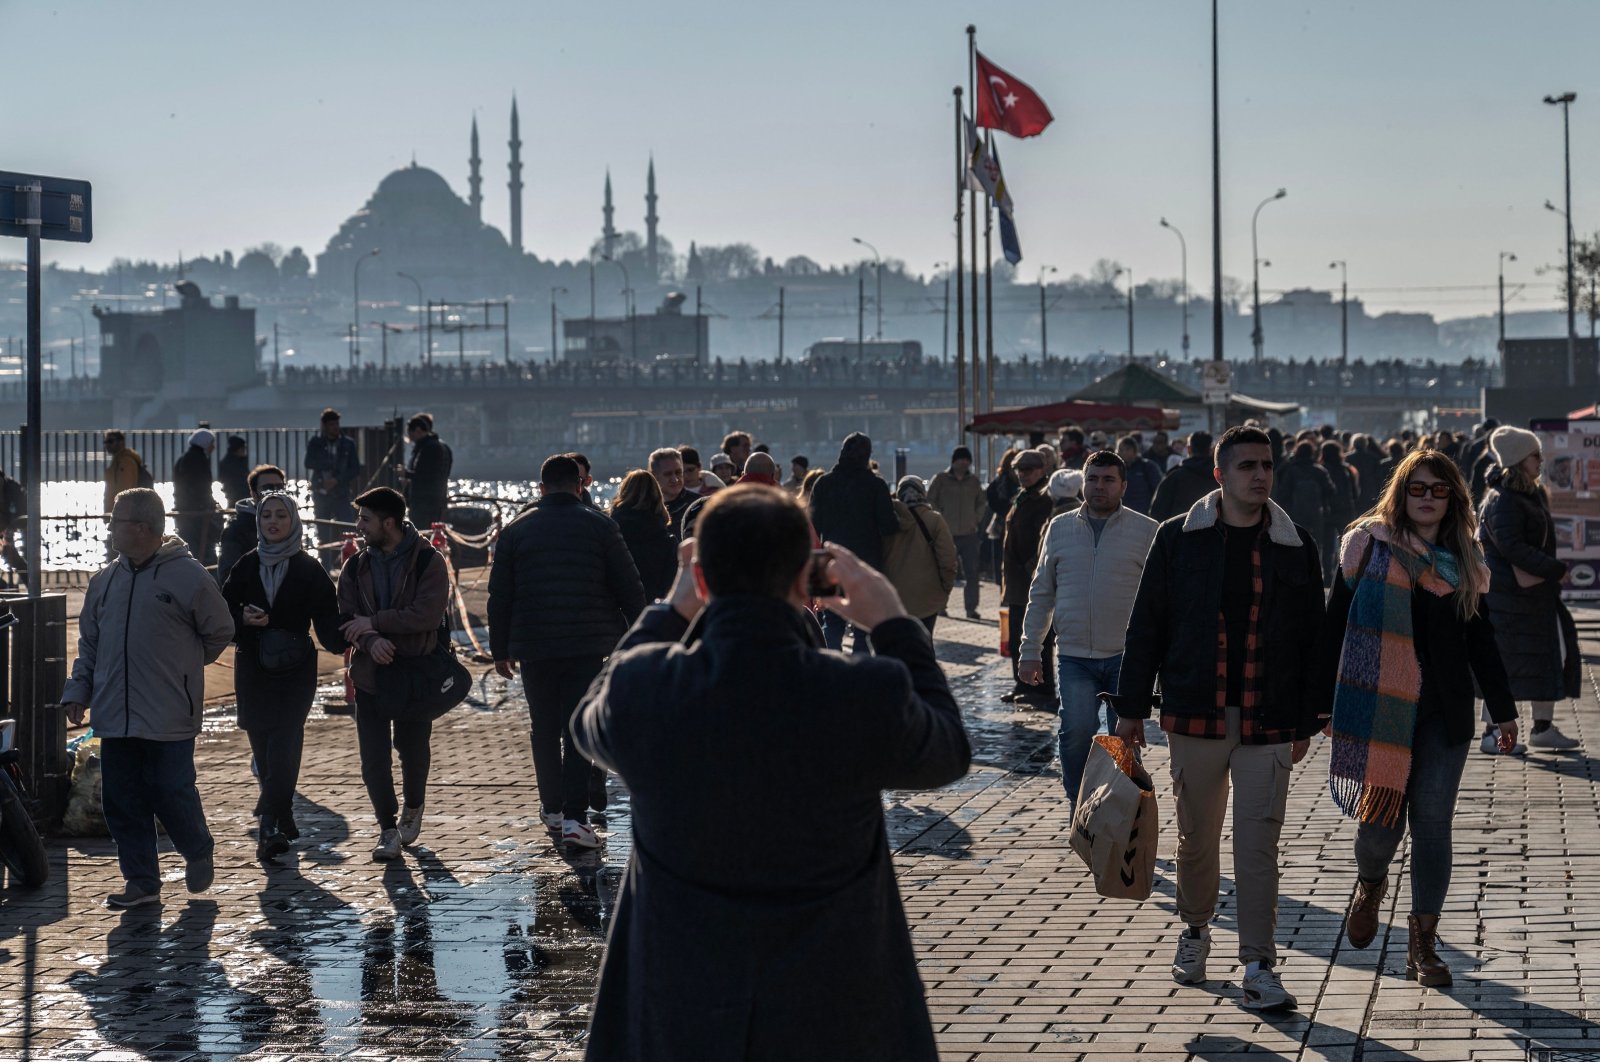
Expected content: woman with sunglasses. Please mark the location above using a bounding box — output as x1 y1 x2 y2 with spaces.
1318 450 1515 988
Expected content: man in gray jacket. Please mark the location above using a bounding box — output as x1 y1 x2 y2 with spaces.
1018 451 1157 805
62 488 234 909
927 445 989 619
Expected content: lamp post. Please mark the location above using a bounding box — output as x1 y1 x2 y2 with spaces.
1498 251 1516 364
550 286 567 362
1328 260 1348 365
56 304 86 377
602 254 633 359
1545 91 1578 385
1038 265 1057 359
1159 218 1190 359
932 261 950 364
395 272 424 363
852 237 883 340
1251 188 1287 363
352 248 379 366
1114 267 1135 359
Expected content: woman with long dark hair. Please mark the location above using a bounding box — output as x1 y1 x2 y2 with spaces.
609 469 677 601
221 492 345 860
1319 450 1515 988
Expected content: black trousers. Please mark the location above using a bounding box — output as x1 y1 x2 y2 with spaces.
354 691 433 830
246 724 305 826
1008 601 1056 699
521 655 606 821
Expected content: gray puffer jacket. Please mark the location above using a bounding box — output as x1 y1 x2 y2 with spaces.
62 537 235 740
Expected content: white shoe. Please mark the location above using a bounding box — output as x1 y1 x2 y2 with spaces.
397 804 424 845
1240 966 1298 1011
562 819 601 849
1480 731 1526 755
372 828 403 861
1528 725 1579 750
1172 926 1211 985
540 810 563 831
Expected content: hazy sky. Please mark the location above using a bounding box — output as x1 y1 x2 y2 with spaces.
7 0 1598 319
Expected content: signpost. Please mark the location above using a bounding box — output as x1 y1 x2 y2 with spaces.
1201 359 1232 433
0 171 93 597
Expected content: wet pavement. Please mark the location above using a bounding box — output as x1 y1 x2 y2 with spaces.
3 584 1599 1060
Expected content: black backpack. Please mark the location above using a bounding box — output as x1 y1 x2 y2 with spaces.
135 458 155 490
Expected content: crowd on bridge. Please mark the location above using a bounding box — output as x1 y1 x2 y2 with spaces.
49 401 1584 1057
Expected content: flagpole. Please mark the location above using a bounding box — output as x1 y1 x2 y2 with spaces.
954 86 967 451
983 153 995 474
967 25 982 464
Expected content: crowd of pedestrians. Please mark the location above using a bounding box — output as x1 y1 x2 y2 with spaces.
55 406 1591 1055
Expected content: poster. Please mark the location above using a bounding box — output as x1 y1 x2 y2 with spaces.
1531 419 1600 599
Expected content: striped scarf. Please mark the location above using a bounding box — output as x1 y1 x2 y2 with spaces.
1328 525 1468 826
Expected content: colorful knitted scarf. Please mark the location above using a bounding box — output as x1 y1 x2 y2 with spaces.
1327 524 1481 826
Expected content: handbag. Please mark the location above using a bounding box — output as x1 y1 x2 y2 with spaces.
371 623 471 721
256 628 313 673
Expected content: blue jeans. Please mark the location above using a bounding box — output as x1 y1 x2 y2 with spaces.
1354 712 1470 916
820 609 869 654
100 737 214 894
1057 653 1123 803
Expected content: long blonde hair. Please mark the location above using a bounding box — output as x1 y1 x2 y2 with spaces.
1350 449 1483 620
610 468 669 528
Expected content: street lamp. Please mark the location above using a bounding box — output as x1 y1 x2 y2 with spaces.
1545 91 1578 386
1251 188 1287 363
1038 265 1058 359
1159 218 1190 359
1328 260 1347 365
602 254 633 359
352 248 379 365
1498 251 1517 362
395 272 424 363
932 261 950 364
853 236 883 340
1113 266 1135 359
550 286 567 362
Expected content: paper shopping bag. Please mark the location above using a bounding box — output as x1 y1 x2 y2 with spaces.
1069 734 1160 900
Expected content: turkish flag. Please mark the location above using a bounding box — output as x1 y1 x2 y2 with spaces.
975 51 1054 138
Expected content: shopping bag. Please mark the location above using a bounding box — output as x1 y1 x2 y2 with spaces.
1069 734 1160 900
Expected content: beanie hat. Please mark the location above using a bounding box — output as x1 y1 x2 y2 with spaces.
896 475 928 504
189 429 215 450
1489 426 1540 468
1048 468 1084 500
951 445 973 464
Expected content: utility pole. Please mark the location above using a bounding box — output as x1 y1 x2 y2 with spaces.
1499 251 1516 364
857 272 865 360
273 321 280 378
942 272 950 365
1545 92 1578 385
1126 268 1135 359
1160 218 1190 359
380 319 388 370
1329 260 1348 365
550 285 566 362
1211 0 1223 371
1251 189 1287 364
778 285 786 362
1038 265 1057 359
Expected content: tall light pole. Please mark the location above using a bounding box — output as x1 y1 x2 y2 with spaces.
1160 218 1190 359
1039 265 1057 359
395 271 423 364
550 286 567 362
352 248 379 366
1114 267 1135 359
602 254 633 358
1251 189 1286 363
1328 260 1348 365
1545 92 1578 385
853 237 883 340
1498 251 1517 364
932 261 950 364
1210 0 1223 370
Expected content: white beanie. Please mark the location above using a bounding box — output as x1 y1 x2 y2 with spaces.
1489 425 1539 468
1048 468 1084 500
189 429 215 450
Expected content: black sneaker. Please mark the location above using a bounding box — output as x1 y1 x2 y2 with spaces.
106 883 162 910
279 816 300 841
185 853 215 894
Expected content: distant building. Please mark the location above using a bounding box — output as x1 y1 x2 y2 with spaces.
93 281 257 399
563 292 707 363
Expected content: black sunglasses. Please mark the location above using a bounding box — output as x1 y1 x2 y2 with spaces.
1405 481 1451 499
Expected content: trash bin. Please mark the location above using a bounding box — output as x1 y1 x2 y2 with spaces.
0 593 70 828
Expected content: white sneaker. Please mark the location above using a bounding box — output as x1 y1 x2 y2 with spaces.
1529 725 1579 750
1480 731 1526 755
1172 926 1211 985
562 819 601 849
1240 966 1298 1011
540 810 563 831
397 804 424 845
372 828 403 861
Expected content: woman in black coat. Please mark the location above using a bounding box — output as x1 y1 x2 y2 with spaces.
220 492 346 859
609 469 677 601
1477 427 1582 752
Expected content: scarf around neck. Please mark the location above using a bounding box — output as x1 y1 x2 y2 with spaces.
255 491 304 607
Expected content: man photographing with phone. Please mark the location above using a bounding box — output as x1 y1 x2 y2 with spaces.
573 483 971 1060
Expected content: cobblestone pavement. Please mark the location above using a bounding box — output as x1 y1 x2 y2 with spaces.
2 583 1598 1060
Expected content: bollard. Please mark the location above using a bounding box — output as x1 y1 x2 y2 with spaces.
1 592 69 826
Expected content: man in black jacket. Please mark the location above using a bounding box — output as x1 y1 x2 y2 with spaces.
487 453 646 850
1001 448 1055 707
1150 431 1215 522
173 429 219 568
216 463 286 584
1115 426 1324 1013
397 413 453 531
305 408 362 567
808 431 897 652
573 484 969 1061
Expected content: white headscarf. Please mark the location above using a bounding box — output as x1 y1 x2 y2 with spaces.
256 491 304 606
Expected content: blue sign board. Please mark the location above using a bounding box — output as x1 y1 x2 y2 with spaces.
0 171 92 243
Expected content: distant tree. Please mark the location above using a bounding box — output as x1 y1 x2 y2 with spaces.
235 249 280 292
246 242 285 265
280 247 311 281
1560 232 1600 333
695 243 760 282
685 242 702 282
783 255 822 276
1090 258 1125 287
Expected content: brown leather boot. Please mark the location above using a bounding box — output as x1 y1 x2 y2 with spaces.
1345 876 1386 949
1406 914 1452 987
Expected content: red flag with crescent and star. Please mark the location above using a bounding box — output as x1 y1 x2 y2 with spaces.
974 51 1053 138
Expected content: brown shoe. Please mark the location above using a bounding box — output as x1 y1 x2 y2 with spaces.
1406 914 1452 987
1345 876 1386 949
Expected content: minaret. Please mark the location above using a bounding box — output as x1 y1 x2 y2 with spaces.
602 169 617 260
507 96 524 254
468 117 483 222
645 154 660 280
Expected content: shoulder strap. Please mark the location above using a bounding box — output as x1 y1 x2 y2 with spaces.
907 504 936 545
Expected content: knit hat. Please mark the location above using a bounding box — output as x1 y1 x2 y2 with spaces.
189 429 215 450
1490 425 1540 468
1048 468 1083 500
897 475 928 504
951 445 973 463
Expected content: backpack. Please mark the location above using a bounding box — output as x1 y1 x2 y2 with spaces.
135 458 154 490
1283 463 1326 530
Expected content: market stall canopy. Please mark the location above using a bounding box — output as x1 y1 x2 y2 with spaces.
966 399 1181 436
1070 362 1301 422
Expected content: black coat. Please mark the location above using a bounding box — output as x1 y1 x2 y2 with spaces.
486 492 646 662
172 445 214 517
216 501 257 584
1478 471 1580 701
612 505 677 601
405 433 453 523
1149 455 1215 522
218 452 250 507
1001 481 1052 606
1117 495 1327 740
573 597 970 1061
1273 454 1335 551
1346 446 1382 511
809 435 897 569
220 551 345 731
